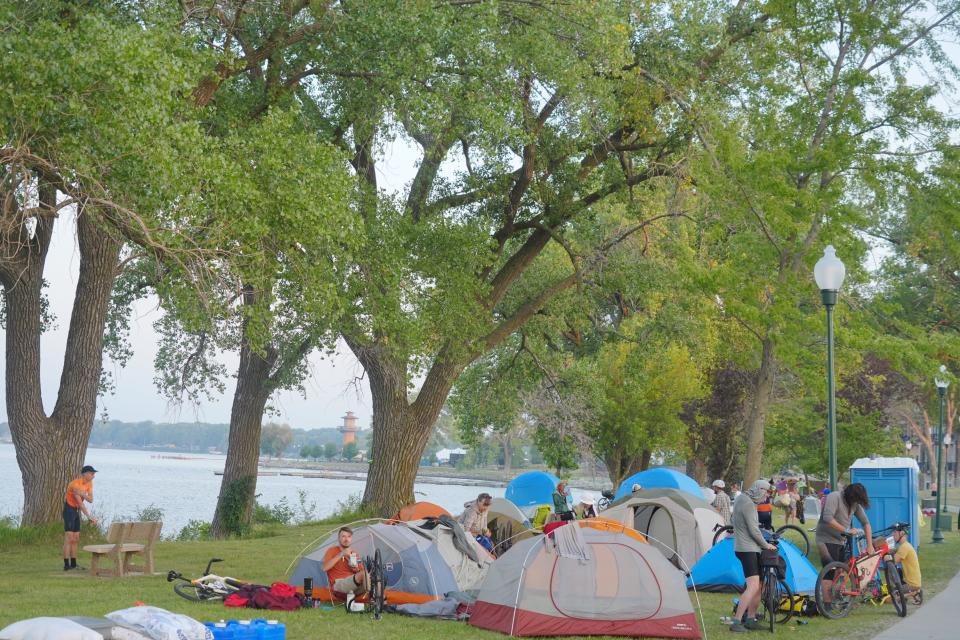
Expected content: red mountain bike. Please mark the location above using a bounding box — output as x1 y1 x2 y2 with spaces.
814 527 907 619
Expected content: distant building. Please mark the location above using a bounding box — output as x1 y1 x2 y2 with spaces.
436 447 468 465
339 411 360 448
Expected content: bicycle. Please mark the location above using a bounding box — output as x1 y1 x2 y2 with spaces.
167 558 249 602
729 534 795 632
814 527 907 619
343 549 386 621
712 522 810 557
757 535 795 632
597 489 614 511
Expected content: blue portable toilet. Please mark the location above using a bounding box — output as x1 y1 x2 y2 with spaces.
849 457 920 549
505 471 560 509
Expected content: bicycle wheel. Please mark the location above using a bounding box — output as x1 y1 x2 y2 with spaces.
712 526 733 547
815 561 855 619
774 524 810 557
597 496 610 511
884 560 907 618
370 549 386 620
174 582 222 603
764 570 777 633
756 571 794 630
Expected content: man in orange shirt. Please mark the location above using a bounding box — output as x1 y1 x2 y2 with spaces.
63 465 97 571
322 527 369 597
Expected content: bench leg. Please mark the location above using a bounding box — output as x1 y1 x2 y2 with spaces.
122 551 140 574
89 553 100 576
111 551 124 578
145 549 154 574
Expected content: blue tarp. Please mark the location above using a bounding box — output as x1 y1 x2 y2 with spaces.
686 537 818 595
614 468 705 501
505 471 560 508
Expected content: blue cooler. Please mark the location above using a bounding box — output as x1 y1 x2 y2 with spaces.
849 457 920 549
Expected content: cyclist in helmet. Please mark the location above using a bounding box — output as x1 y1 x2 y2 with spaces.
890 523 921 601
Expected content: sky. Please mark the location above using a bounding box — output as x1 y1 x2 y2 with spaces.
0 140 423 431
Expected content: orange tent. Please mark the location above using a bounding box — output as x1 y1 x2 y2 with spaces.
394 501 451 521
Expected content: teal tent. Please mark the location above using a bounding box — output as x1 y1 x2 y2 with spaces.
686 537 818 595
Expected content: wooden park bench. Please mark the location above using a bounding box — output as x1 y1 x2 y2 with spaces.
82 521 162 577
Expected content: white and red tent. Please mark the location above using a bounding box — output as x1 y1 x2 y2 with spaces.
470 520 701 638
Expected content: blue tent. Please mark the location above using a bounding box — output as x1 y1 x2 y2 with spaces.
614 468 705 501
685 537 818 595
505 471 560 508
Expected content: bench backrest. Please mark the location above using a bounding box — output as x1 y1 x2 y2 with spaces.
104 521 162 546
127 521 162 547
104 522 128 544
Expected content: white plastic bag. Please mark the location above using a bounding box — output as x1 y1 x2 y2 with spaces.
0 617 103 640
105 608 212 640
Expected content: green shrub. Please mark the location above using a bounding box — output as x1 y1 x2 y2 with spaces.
176 519 211 541
253 497 295 525
135 504 165 522
318 493 374 524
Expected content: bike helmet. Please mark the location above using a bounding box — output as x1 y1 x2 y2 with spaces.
891 521 911 532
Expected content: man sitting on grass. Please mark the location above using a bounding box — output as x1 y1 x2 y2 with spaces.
322 527 369 598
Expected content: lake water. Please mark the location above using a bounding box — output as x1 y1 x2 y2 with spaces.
0 443 503 535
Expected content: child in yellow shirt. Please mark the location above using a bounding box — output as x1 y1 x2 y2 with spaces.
891 525 922 604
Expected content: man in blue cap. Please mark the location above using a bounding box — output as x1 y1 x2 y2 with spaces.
63 465 97 570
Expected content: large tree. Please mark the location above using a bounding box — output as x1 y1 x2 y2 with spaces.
0 1 217 524
111 3 360 537
696 0 959 484
298 0 773 515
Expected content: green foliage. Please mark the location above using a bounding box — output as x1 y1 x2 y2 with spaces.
342 441 359 461
533 425 580 477
323 442 338 461
253 497 295 526
217 476 256 537
176 519 211 542
318 493 375 524
260 423 294 458
296 490 319 523
133 504 164 523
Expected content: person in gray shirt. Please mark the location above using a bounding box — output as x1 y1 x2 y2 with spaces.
729 480 777 633
815 482 874 566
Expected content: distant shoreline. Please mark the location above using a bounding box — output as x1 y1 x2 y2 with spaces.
0 442 613 491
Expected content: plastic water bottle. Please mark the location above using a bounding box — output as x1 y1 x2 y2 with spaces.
205 622 235 640
228 621 257 640
264 620 285 640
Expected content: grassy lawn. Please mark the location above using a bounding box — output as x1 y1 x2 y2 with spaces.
0 515 957 640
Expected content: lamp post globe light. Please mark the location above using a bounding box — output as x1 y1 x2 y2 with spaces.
933 365 948 544
814 245 846 492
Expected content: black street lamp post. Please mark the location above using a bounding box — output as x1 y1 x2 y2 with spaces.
933 366 948 544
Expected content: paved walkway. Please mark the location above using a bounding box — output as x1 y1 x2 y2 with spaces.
872 569 960 639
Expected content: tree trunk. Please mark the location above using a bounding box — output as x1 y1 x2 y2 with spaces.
502 434 513 474
211 323 276 538
356 344 462 517
3 205 120 525
687 456 707 485
743 338 776 485
603 448 648 489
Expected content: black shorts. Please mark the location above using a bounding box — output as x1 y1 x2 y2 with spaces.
736 551 761 578
63 503 81 532
757 510 773 529
819 542 847 565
